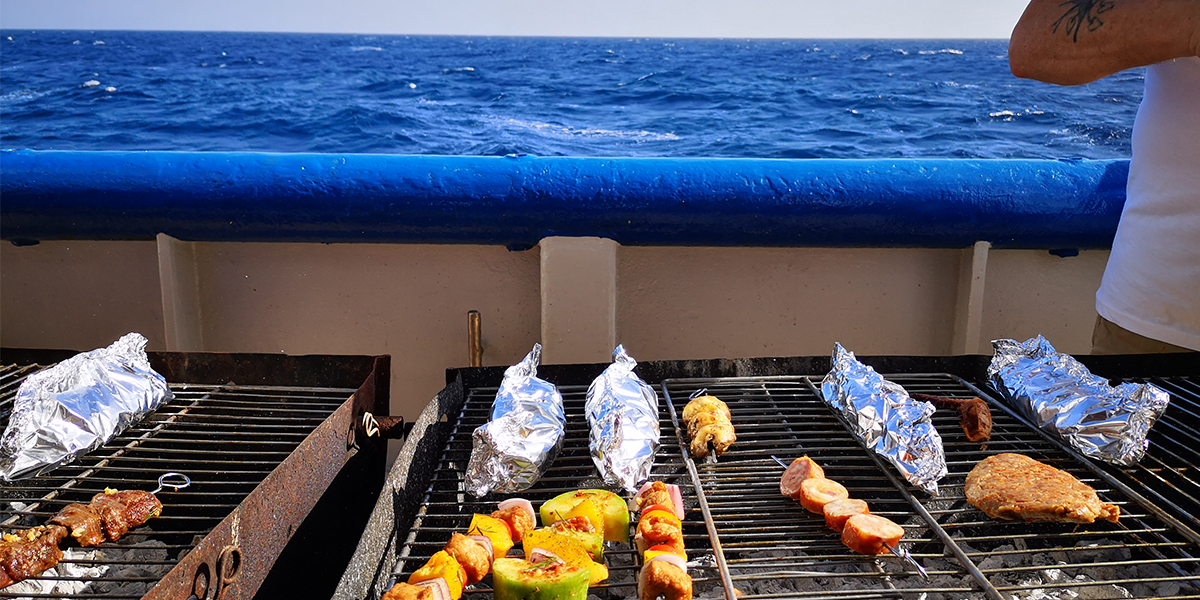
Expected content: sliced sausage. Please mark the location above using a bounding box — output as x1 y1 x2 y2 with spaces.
823 498 870 532
779 456 825 500
798 478 849 514
841 513 905 555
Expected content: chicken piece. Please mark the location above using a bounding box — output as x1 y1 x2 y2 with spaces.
636 481 675 513
681 394 730 427
823 498 870 533
912 393 993 442
381 582 434 600
638 559 693 600
491 504 535 542
0 525 69 588
841 514 904 555
443 532 491 584
685 410 729 438
49 503 105 547
635 512 685 556
689 422 736 458
964 453 1119 524
779 456 825 499
798 478 849 514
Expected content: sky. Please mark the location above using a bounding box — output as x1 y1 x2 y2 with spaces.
1 0 1030 39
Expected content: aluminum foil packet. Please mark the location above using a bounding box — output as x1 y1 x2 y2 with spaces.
464 343 566 497
0 333 174 481
586 345 660 493
820 343 946 495
989 335 1170 466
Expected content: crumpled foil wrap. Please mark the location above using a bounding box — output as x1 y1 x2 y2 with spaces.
585 345 660 493
820 343 947 495
464 344 566 497
989 335 1170 466
0 333 174 481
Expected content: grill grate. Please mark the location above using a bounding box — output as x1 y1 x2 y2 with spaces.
384 368 1200 600
1090 375 1200 537
661 374 1200 600
0 363 357 599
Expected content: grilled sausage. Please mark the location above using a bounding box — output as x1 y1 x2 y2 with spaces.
823 498 870 533
841 513 904 555
798 478 849 514
779 456 825 500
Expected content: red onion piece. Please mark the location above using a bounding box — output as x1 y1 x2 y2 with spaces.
414 577 453 600
646 552 688 573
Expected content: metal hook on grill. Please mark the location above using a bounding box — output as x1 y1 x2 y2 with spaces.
152 472 191 494
771 455 789 469
883 543 929 580
689 388 707 400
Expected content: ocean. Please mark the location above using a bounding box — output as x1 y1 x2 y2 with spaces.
0 31 1143 159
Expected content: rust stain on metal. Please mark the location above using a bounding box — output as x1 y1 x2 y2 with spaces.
145 357 389 600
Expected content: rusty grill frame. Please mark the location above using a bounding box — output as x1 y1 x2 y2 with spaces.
0 350 392 600
343 353 1200 600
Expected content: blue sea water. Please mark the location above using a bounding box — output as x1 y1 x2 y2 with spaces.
0 31 1143 159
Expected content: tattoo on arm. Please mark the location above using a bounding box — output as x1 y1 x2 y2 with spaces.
1052 0 1116 42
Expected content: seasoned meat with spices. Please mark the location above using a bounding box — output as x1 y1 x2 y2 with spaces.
0 525 69 588
965 453 1119 524
49 503 105 547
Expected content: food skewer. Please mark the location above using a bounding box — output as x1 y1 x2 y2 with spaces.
771 456 928 580
0 471 191 589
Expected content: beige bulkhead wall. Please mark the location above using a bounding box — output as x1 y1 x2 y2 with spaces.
2 238 1106 434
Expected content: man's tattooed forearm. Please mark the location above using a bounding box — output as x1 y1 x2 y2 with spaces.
1053 0 1116 42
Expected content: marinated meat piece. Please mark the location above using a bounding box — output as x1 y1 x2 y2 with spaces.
443 532 491 584
49 503 105 547
635 481 674 513
912 393 993 442
490 504 535 543
779 456 825 500
798 478 849 514
111 490 163 526
841 514 905 555
964 453 1119 524
90 492 131 542
0 525 69 588
638 558 693 600
823 498 870 533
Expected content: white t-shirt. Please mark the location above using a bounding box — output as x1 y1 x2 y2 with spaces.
1095 57 1200 350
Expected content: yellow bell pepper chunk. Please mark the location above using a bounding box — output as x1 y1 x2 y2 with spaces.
408 550 467 600
468 513 515 559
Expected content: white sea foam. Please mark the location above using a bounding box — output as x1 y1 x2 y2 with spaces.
491 116 678 141
93 40 105 45
443 67 476 74
351 46 383 52
919 48 963 55
82 80 100 88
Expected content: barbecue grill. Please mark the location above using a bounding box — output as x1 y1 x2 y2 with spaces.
337 352 1200 600
0 348 398 600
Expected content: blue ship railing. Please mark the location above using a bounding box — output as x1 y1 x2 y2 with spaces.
0 150 1128 250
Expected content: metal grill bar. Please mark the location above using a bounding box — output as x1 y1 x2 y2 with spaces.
0 362 357 598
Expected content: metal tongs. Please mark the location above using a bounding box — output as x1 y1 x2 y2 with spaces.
771 456 928 580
